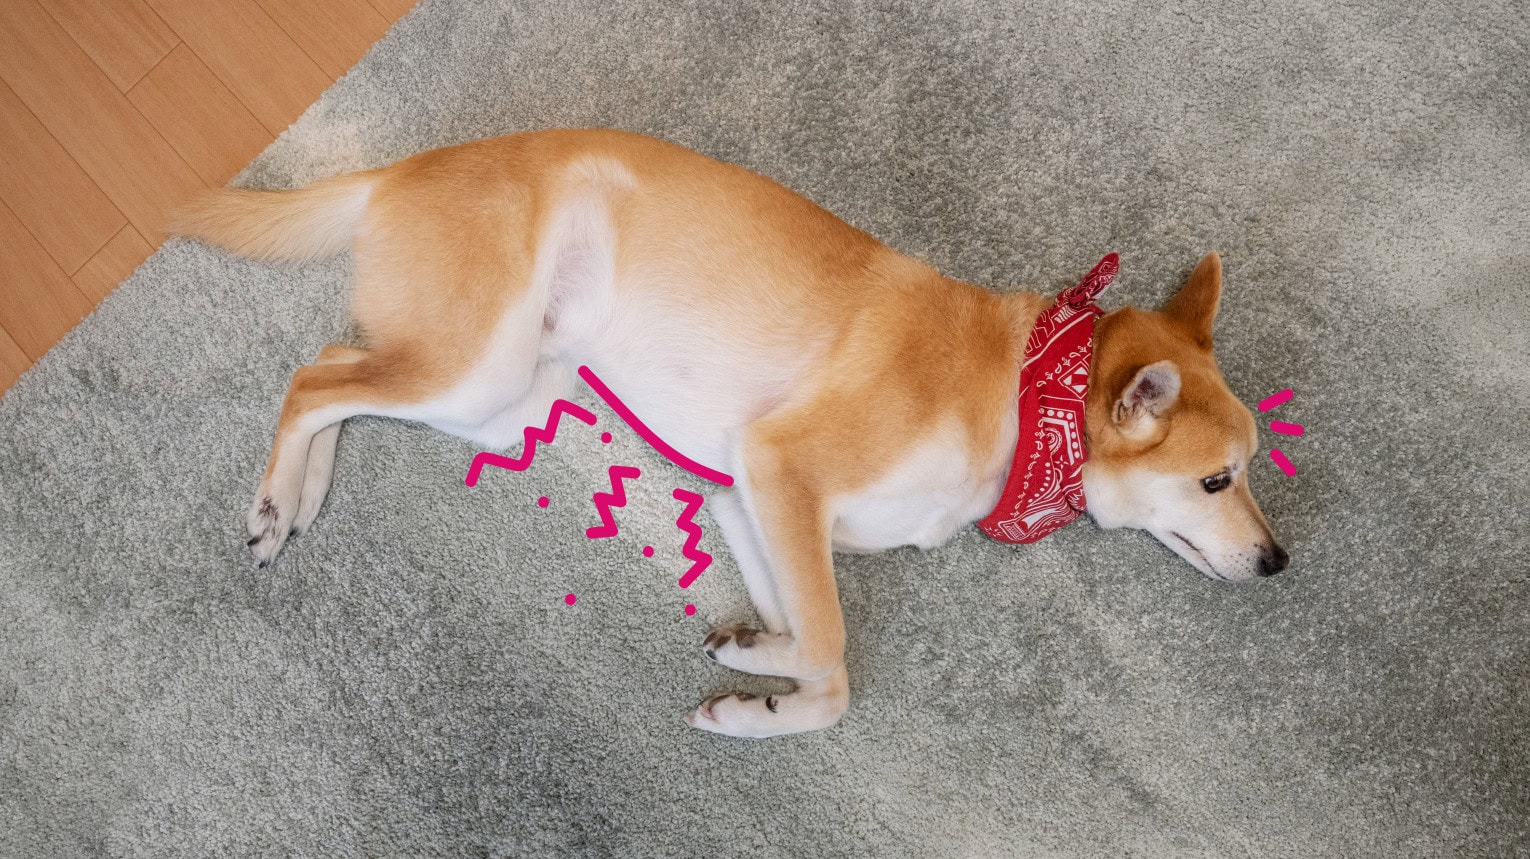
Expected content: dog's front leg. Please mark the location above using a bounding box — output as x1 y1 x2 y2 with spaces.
687 665 849 739
705 489 787 634
686 449 850 738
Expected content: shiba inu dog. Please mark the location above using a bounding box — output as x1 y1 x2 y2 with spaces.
174 129 1287 738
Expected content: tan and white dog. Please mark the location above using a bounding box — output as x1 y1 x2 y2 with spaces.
174 129 1288 738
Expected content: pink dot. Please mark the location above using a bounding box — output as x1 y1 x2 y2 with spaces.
642 546 654 557
684 604 696 616
564 593 577 605
601 432 612 443
537 496 549 508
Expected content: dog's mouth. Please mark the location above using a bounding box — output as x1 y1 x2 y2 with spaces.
1169 531 1226 581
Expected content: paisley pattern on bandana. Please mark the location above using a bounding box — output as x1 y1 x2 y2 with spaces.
978 254 1118 544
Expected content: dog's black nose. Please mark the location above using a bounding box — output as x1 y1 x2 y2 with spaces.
1258 544 1290 577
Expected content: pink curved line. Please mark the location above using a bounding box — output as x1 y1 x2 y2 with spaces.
577 366 734 486
464 399 598 486
586 465 642 539
672 488 714 588
1258 388 1294 413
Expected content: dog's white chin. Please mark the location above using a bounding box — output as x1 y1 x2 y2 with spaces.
1155 530 1236 582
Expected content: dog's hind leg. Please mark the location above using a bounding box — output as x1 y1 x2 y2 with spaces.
246 361 355 564
250 259 550 565
289 343 369 536
458 359 577 451
200 138 573 565
247 352 440 565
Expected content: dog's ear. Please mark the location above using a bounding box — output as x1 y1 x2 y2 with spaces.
1163 251 1222 349
1113 360 1181 436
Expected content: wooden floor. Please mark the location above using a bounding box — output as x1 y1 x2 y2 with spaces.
0 0 415 396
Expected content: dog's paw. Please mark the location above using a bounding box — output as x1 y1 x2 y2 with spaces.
684 692 782 738
702 623 789 675
290 495 322 538
702 623 761 658
685 684 848 738
245 493 292 567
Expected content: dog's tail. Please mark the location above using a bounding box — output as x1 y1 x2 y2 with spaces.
169 172 376 264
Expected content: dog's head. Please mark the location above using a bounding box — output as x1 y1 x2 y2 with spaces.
1081 252 1288 581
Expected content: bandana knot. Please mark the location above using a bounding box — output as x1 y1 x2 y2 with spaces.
978 253 1118 544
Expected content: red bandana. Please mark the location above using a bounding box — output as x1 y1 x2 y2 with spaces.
978 253 1118 544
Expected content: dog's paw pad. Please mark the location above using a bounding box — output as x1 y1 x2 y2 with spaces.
702 624 760 659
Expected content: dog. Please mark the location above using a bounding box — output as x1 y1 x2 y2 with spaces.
173 129 1288 738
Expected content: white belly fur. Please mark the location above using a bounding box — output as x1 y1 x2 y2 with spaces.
535 177 825 473
433 182 1010 557
830 427 1008 553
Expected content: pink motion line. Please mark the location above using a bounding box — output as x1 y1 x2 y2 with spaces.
577 366 735 486
464 400 597 486
672 489 714 588
586 465 641 539
1269 449 1297 477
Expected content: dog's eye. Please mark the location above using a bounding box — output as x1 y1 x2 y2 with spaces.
1201 471 1231 493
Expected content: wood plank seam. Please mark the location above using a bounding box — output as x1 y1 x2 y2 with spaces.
126 36 180 94
36 0 180 93
142 0 331 136
0 0 206 241
250 6 335 83
0 195 95 360
252 0 388 81
0 79 126 273
0 0 405 395
127 44 273 186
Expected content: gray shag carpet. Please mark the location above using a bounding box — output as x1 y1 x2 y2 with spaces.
3 1 1528 855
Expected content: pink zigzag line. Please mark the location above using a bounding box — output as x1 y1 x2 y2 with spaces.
576 365 735 486
672 488 713 588
587 465 642 539
463 399 598 487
